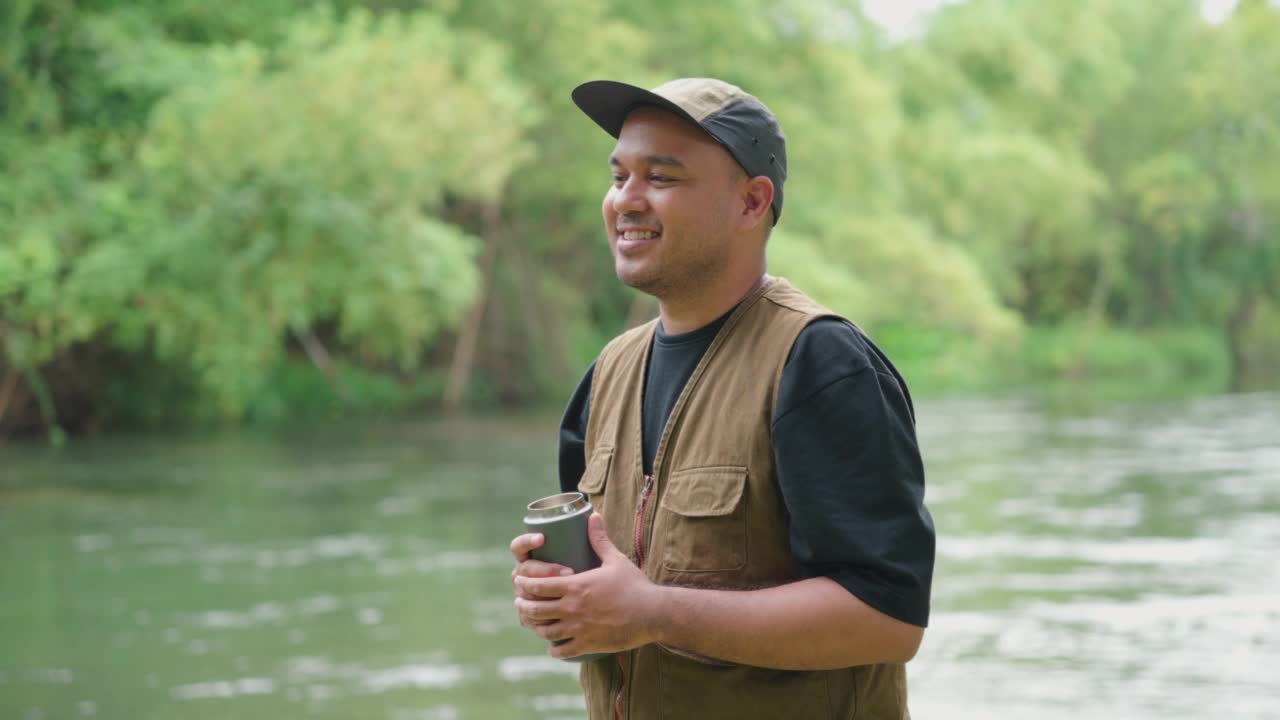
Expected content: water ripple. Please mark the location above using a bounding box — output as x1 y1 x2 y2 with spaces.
497 655 578 682
171 677 276 701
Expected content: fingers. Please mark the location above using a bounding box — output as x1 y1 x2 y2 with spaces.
586 512 618 557
548 636 583 659
517 612 557 629
511 533 570 599
515 596 568 639
514 559 572 580
514 595 560 623
537 624 571 643
511 565 570 601
510 533 574 640
509 533 545 562
514 574 566 600
523 617 572 643
514 593 556 626
526 619 571 643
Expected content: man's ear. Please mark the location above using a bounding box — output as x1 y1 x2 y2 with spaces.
740 175 775 231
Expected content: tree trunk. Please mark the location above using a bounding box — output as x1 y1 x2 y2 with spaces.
1066 253 1115 381
0 364 19 430
507 236 567 389
1226 290 1258 392
443 206 503 411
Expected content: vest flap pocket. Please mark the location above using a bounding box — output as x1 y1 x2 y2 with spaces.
577 447 613 495
660 466 747 517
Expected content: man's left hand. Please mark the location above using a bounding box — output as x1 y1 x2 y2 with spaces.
513 512 661 658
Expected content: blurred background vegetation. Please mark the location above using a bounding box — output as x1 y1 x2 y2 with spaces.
2 0 1278 439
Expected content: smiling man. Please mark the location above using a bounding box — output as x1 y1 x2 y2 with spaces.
510 78 935 719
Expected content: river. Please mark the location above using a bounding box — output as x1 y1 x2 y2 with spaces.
1 391 1277 719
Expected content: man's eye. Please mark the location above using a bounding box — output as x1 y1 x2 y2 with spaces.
611 175 626 185
649 175 673 183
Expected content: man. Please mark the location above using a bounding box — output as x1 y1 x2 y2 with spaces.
510 78 935 719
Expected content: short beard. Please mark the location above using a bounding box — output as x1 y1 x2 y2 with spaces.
618 265 668 297
616 244 728 304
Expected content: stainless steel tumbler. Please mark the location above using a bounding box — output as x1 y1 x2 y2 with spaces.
524 491 601 573
523 491 607 662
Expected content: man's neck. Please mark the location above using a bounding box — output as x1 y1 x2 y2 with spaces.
657 272 768 335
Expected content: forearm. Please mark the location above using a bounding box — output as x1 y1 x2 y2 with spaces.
649 576 923 670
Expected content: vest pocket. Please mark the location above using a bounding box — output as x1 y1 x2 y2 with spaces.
577 447 612 499
658 466 748 573
657 648 830 719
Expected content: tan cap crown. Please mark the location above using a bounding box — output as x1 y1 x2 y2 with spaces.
572 78 788 225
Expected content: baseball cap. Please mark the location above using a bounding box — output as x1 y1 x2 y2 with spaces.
571 78 787 225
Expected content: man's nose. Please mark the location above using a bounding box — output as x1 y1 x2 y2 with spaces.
610 177 649 215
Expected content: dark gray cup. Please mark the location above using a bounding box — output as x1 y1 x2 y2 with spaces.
523 491 608 662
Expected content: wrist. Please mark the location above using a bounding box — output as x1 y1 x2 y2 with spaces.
640 582 675 647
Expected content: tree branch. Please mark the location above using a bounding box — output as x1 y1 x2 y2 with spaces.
290 325 349 405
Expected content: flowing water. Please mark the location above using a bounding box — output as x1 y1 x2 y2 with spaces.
1 392 1277 719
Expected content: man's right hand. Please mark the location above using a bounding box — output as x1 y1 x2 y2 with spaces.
510 532 573 627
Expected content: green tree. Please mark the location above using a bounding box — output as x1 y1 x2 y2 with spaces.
1 6 535 430
3 0 1278 436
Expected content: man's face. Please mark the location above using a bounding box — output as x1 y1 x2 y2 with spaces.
603 106 744 298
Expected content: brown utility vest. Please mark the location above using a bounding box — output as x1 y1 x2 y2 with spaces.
578 277 910 720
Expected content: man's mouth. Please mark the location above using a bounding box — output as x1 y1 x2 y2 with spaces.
620 230 660 241
616 228 661 255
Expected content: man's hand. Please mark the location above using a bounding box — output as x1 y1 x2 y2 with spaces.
510 530 573 627
511 513 923 668
513 513 660 658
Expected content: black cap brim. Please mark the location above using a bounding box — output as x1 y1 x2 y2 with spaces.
571 80 704 139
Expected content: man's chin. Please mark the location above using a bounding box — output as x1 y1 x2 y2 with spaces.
616 264 663 296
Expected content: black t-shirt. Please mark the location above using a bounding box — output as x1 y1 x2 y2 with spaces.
558 309 935 627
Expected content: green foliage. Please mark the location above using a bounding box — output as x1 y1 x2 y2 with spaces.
3 6 534 427
873 324 1003 396
240 360 447 424
128 9 536 414
1021 324 1231 392
2 0 1279 435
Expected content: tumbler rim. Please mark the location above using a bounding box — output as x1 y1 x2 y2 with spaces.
524 491 590 522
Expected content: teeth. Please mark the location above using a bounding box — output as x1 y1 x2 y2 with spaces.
622 231 658 240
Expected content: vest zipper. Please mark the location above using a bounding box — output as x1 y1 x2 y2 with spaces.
614 473 655 719
633 474 655 568
613 652 628 720
606 279 774 720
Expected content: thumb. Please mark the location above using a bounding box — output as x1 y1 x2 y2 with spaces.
587 512 625 561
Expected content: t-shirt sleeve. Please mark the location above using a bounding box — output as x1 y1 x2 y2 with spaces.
772 319 935 627
558 361 595 494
